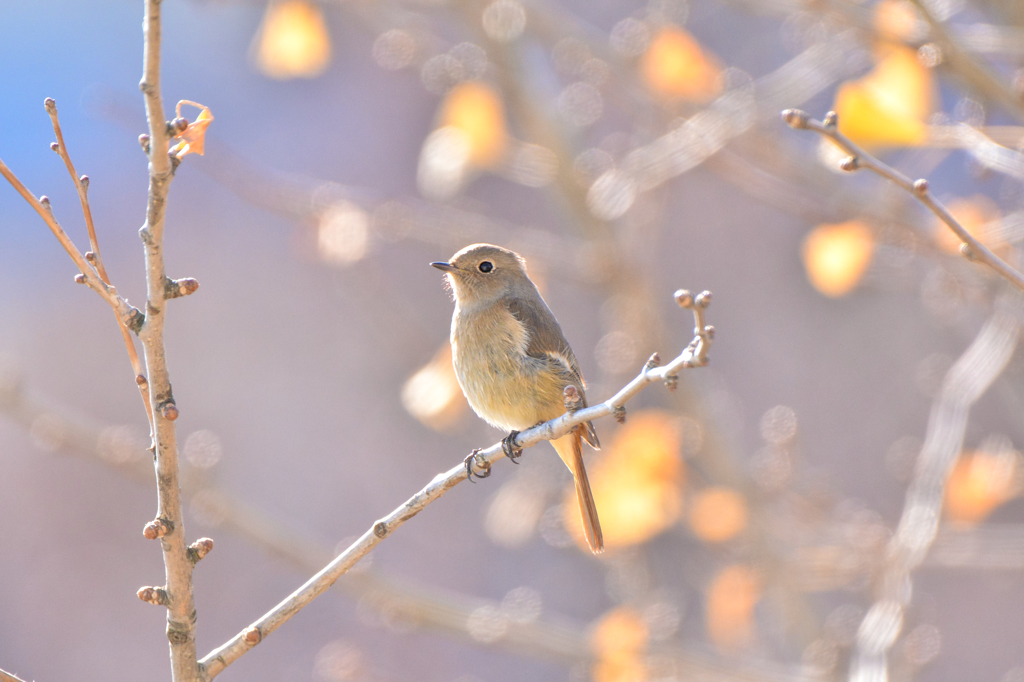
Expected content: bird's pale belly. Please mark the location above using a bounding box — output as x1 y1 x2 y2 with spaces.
452 308 566 432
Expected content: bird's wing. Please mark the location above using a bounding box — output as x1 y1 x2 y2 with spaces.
503 295 583 383
504 295 601 450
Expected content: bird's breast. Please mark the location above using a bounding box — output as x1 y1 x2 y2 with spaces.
451 304 565 431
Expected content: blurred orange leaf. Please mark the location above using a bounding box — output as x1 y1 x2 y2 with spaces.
945 449 1019 525
254 0 331 80
173 101 214 158
935 195 1004 255
591 607 649 682
801 220 874 297
438 81 509 168
833 46 935 149
565 410 684 551
640 26 721 102
706 564 761 651
873 0 922 42
400 341 467 431
688 486 749 543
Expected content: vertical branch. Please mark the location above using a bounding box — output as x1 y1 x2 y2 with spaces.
138 1 198 680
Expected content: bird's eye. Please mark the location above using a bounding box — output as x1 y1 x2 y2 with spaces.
478 261 494 273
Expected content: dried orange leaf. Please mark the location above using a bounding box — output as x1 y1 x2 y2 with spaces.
173 102 214 158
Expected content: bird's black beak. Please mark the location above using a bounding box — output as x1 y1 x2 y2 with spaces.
431 262 457 273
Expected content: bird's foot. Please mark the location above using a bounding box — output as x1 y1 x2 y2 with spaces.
502 431 523 463
464 449 491 482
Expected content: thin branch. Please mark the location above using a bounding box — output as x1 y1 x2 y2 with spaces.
43 97 155 432
0 155 142 331
138 0 198 680
198 290 714 680
0 668 29 682
906 0 1024 125
848 299 1020 682
782 109 1024 294
1 366 822 682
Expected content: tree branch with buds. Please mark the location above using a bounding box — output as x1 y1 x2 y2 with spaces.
782 109 1024 293
42 96 157 433
197 289 714 680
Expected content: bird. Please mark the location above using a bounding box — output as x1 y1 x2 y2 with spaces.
431 243 604 553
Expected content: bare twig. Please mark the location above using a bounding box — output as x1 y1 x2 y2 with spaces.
197 290 713 680
0 668 29 682
138 0 198 680
782 109 1024 293
0 372 822 682
906 0 1024 124
43 97 155 432
849 300 1020 682
0 156 142 331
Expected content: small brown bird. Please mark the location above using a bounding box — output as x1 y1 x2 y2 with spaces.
432 244 604 553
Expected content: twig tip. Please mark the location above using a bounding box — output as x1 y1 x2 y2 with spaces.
43 97 56 112
695 290 712 308
674 289 694 308
781 108 810 129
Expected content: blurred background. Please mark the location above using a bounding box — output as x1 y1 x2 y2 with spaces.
2 0 1024 681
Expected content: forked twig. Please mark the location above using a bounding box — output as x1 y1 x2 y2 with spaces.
782 109 1024 293
43 97 155 432
0 155 143 330
197 289 714 680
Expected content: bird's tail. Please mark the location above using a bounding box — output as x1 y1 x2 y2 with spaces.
552 430 604 554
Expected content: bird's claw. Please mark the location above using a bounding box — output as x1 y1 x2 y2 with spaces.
502 431 523 463
464 449 491 481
